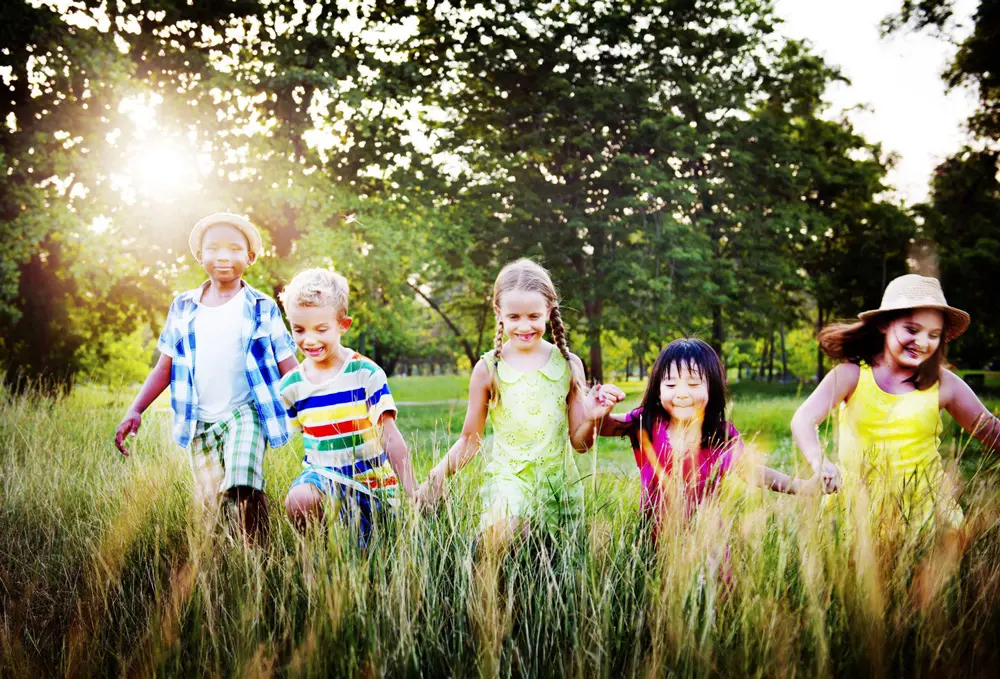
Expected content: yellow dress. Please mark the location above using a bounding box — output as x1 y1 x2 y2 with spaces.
478 348 583 532
836 364 963 531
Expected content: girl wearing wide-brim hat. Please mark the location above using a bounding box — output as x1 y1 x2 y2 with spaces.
791 274 999 535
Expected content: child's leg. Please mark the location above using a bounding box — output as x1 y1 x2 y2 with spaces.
189 422 226 524
217 403 268 544
225 486 270 546
285 482 325 532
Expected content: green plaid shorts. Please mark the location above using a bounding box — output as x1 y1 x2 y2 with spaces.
189 402 267 495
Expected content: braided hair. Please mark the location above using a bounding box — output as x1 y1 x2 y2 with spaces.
489 258 584 406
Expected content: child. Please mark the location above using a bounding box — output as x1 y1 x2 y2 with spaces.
278 268 416 547
791 274 1000 531
114 212 299 544
418 258 625 545
600 338 820 534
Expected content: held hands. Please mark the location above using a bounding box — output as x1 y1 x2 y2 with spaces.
814 458 842 493
583 383 627 421
414 468 448 509
114 409 142 456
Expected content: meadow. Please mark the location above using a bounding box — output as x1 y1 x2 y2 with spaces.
2 376 999 677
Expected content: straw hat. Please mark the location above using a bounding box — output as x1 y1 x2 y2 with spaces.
188 212 263 259
858 274 970 342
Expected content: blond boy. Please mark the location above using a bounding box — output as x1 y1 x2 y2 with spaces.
278 268 416 546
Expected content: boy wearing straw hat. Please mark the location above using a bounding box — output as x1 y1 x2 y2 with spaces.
114 212 299 544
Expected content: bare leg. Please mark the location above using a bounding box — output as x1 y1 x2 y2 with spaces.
222 486 269 546
471 518 525 677
284 483 325 533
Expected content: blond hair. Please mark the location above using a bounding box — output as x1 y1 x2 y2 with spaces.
279 268 349 316
490 258 585 405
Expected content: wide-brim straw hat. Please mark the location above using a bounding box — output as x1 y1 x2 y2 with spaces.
188 212 263 259
858 274 970 342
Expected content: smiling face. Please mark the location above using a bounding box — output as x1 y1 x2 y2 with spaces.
198 224 254 284
496 289 550 350
287 303 352 368
659 361 710 424
882 308 944 370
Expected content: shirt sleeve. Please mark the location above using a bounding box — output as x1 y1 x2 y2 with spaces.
269 303 297 362
365 366 397 425
280 380 302 432
155 297 181 358
719 422 744 472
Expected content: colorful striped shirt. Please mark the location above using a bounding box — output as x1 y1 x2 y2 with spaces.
279 350 399 498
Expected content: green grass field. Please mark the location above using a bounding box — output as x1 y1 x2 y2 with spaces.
2 377 1000 677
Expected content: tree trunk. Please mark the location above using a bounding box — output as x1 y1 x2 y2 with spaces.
585 299 603 383
780 324 788 380
767 329 775 382
407 280 477 365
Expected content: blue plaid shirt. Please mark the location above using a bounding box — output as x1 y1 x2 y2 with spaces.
156 281 297 448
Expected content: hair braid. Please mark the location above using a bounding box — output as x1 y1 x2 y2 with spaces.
549 304 585 400
490 318 504 406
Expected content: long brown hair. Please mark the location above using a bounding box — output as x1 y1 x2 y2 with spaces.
489 258 585 406
818 310 947 390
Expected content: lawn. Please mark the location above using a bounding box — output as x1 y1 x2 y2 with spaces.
1 379 999 677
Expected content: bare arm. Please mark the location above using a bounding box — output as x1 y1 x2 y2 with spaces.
599 412 634 438
114 353 172 456
379 412 417 500
567 355 626 452
422 359 492 501
790 363 860 491
735 440 821 494
277 355 299 376
941 370 1000 453
746 465 822 495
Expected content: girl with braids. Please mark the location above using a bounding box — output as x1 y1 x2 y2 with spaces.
418 258 625 543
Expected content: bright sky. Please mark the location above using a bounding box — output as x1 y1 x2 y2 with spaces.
773 0 979 205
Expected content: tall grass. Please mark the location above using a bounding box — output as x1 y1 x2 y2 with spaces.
2 384 1000 677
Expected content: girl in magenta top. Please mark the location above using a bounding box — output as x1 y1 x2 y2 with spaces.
601 339 821 531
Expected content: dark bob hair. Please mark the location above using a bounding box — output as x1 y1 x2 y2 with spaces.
637 338 731 450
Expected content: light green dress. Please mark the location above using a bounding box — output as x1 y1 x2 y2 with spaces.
479 347 584 531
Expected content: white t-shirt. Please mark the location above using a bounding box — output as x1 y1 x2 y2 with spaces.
194 288 253 422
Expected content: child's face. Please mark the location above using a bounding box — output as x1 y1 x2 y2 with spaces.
883 308 944 370
287 303 352 367
497 289 549 351
198 224 254 283
659 362 709 423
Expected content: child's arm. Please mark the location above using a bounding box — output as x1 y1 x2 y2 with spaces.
379 412 418 500
269 302 299 377
114 353 172 456
745 464 823 495
421 359 492 503
599 412 634 438
278 356 299 376
941 369 1000 452
567 355 627 452
790 363 860 492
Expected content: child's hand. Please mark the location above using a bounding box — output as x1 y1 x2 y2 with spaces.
583 383 627 421
114 409 142 456
815 459 841 493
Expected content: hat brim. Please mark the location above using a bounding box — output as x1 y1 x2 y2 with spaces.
858 305 970 342
189 213 263 259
